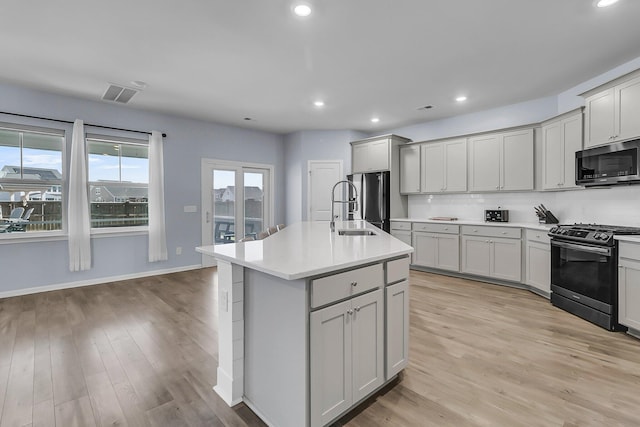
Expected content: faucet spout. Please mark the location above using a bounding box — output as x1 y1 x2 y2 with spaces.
330 180 359 232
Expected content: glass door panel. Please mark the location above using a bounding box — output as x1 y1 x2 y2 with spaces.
213 169 236 244
244 171 265 239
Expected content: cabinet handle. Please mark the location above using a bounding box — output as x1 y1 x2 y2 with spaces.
354 306 361 312
444 227 449 231
351 281 358 287
490 240 494 243
496 186 499 189
347 309 354 315
473 229 478 232
485 240 490 243
501 231 507 234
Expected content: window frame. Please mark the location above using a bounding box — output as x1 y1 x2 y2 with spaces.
86 133 150 234
0 121 66 238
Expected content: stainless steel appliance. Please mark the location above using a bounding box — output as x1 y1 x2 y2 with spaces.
347 172 390 232
549 224 640 331
484 209 509 222
576 139 640 186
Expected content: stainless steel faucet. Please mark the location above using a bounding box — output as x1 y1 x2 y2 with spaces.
330 180 359 232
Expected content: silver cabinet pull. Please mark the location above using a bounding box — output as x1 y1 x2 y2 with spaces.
354 306 361 312
351 281 357 287
347 309 354 315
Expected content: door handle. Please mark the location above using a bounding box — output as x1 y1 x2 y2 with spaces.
206 211 211 223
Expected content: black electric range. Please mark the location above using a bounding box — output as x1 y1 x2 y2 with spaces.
549 224 640 331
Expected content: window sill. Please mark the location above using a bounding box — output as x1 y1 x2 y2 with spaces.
0 230 66 244
91 226 149 238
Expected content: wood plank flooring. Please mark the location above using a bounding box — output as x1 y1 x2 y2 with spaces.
2 268 640 426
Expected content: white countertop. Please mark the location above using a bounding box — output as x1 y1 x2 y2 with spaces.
196 220 413 281
390 218 554 231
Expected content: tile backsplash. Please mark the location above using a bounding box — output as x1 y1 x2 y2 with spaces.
408 185 640 226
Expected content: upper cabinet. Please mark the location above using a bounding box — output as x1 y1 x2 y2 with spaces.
469 128 534 192
352 137 390 173
541 109 583 190
421 138 467 193
583 71 640 149
399 145 421 194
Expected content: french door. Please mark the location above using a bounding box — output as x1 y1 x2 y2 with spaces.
201 159 273 266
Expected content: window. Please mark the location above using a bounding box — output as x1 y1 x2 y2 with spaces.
87 135 149 228
0 124 64 233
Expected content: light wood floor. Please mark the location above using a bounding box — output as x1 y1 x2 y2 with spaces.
2 269 640 426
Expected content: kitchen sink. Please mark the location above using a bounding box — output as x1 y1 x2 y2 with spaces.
337 229 377 236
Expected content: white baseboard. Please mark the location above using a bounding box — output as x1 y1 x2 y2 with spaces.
0 264 204 299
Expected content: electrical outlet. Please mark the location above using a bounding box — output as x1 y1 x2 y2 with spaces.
176 246 182 255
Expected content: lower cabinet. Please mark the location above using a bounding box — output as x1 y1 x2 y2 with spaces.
461 227 522 282
413 232 460 272
525 230 550 295
619 242 640 330
310 289 384 427
385 280 409 379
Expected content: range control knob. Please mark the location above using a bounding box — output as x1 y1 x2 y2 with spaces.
550 227 558 233
600 233 610 240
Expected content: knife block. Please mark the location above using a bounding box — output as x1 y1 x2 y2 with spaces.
539 211 559 224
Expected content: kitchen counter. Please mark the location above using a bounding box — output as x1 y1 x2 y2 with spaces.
196 221 412 427
198 220 413 280
391 217 554 231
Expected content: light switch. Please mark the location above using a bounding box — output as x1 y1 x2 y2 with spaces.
184 205 197 213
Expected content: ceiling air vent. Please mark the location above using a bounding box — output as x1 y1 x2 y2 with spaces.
102 84 139 104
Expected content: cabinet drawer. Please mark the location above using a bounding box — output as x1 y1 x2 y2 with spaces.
311 264 383 308
412 222 459 234
386 257 409 284
619 241 640 261
461 225 521 239
525 228 551 245
391 221 411 231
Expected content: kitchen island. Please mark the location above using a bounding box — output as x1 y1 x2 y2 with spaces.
196 220 413 427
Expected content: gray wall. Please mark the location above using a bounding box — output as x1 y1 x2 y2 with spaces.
284 129 366 224
0 82 285 294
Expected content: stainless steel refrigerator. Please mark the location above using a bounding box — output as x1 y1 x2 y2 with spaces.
347 171 390 232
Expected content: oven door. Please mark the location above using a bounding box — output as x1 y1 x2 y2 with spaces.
550 239 615 304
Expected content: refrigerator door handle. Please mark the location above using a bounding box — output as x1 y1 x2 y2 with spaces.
360 174 365 220
378 174 384 221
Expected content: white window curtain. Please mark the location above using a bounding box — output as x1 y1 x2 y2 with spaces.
148 130 168 262
68 119 92 271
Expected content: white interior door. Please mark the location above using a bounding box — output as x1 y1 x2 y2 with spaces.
308 160 343 221
201 159 274 266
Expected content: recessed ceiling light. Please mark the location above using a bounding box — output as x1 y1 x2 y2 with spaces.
314 100 325 107
596 0 619 7
371 117 380 123
293 3 312 16
456 96 467 102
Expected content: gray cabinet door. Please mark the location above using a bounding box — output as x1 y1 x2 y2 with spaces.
385 281 409 379
310 299 352 427
351 289 384 403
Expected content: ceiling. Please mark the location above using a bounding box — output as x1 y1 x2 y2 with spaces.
2 0 640 135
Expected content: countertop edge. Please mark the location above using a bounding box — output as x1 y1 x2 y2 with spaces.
196 245 413 280
390 218 554 231
615 236 640 243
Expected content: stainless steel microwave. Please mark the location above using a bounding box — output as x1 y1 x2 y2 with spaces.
576 139 640 186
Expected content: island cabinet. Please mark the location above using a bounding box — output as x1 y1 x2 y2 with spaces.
583 72 640 148
525 229 551 297
461 226 522 282
412 222 460 272
196 221 413 427
384 257 410 379
399 144 421 193
421 138 467 193
541 110 583 190
468 128 534 192
618 241 640 331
